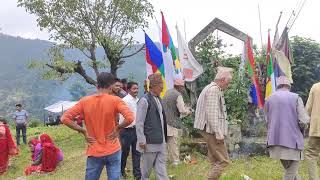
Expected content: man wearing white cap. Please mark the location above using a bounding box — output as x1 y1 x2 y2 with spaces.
194 66 233 180
163 78 191 166
265 76 309 180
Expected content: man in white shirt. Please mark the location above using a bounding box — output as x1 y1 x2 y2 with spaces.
119 81 141 179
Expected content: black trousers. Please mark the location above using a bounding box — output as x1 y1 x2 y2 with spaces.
120 127 141 179
16 124 27 145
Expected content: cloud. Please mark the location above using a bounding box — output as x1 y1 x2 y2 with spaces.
1 0 319 54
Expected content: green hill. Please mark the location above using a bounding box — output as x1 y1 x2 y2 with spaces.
0 34 146 120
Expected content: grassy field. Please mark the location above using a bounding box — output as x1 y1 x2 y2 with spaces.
1 126 319 180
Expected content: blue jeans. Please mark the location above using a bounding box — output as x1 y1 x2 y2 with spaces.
85 150 121 180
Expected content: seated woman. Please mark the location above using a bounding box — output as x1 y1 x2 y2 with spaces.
0 117 18 175
24 134 63 175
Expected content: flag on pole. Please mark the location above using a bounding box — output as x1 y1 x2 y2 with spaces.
246 37 264 108
161 12 183 79
145 32 167 97
176 25 203 82
265 31 276 99
276 27 293 64
272 27 294 83
155 18 175 90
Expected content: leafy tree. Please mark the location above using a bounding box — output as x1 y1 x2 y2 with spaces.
195 35 227 94
195 35 250 124
18 0 154 85
291 36 320 102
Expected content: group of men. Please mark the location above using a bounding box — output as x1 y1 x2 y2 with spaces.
60 66 320 180
61 72 191 180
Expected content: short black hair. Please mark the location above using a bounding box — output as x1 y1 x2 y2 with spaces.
121 78 127 84
127 81 138 90
16 104 22 107
114 78 121 83
97 72 115 89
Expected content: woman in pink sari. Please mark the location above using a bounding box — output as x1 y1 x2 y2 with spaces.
0 117 19 175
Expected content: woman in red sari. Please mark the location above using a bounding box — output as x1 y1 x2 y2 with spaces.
0 117 18 175
24 134 63 175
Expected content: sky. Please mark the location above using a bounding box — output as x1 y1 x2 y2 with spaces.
0 0 318 54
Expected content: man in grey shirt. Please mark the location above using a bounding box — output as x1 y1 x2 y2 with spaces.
136 73 168 180
13 104 29 145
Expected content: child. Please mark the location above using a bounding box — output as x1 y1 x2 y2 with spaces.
0 116 18 175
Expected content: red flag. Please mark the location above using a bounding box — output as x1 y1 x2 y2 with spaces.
161 11 170 48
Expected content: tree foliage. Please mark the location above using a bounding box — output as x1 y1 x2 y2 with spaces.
18 0 154 85
195 35 250 124
291 36 320 102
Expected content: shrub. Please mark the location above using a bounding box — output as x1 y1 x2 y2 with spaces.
28 118 42 127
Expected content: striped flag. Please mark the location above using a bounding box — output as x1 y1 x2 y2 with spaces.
265 31 276 99
155 18 175 90
246 37 264 108
145 32 168 97
161 12 183 79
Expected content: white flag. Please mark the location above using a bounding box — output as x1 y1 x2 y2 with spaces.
176 26 203 82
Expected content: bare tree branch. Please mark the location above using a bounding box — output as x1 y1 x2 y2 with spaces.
74 61 97 85
46 61 97 86
120 44 144 59
119 37 133 54
45 64 69 74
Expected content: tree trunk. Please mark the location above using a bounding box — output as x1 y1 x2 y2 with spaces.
110 63 118 77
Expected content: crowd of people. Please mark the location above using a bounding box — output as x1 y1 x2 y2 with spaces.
60 67 320 180
1 66 320 180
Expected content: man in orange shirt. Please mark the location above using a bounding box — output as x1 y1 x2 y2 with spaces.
61 72 134 180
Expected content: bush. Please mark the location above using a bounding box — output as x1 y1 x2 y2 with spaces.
28 118 42 127
182 115 200 138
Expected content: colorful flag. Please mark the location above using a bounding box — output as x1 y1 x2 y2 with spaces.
161 12 183 79
155 18 175 90
273 50 293 83
272 27 294 83
265 31 276 99
176 25 203 82
145 32 167 97
276 27 293 63
246 37 264 108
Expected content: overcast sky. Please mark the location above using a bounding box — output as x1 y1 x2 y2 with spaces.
1 0 318 54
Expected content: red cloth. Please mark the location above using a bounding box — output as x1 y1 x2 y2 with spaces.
24 165 41 176
24 134 59 175
0 124 18 175
40 134 58 172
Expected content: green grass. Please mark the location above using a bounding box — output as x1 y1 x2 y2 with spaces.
1 126 319 180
